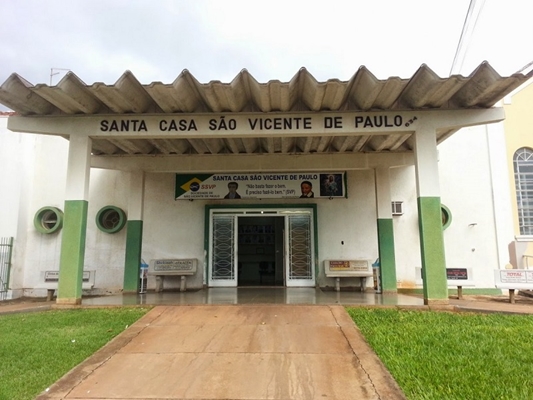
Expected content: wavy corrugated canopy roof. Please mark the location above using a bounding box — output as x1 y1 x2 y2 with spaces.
0 63 530 156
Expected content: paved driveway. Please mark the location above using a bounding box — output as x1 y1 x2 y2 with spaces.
38 305 405 399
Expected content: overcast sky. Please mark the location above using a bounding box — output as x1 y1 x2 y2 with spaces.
0 0 531 94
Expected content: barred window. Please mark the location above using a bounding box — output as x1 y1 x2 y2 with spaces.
514 147 533 235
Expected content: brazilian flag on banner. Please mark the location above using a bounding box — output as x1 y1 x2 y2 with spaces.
175 174 213 199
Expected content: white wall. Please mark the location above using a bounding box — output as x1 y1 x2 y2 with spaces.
131 170 380 290
19 134 69 293
84 169 130 292
316 169 378 287
390 165 421 288
438 125 505 287
1 116 511 296
142 173 206 290
0 116 25 237
390 125 508 289
1 116 71 295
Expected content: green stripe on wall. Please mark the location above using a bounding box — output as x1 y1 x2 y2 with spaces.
58 200 88 304
124 220 143 293
417 196 448 302
377 218 397 292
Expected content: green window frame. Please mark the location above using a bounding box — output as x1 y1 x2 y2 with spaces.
441 204 452 230
34 207 64 234
96 206 127 234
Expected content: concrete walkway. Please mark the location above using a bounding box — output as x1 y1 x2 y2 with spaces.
35 305 405 400
2 291 533 400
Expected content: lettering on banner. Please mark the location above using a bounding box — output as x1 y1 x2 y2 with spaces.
100 119 148 132
176 171 346 200
324 116 343 129
209 116 237 131
99 114 418 134
159 119 198 131
354 115 403 128
248 117 312 130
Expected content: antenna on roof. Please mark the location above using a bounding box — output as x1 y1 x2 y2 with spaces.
49 68 71 85
515 60 533 75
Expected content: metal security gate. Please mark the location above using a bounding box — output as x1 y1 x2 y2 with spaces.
285 214 314 287
0 237 13 301
209 215 237 286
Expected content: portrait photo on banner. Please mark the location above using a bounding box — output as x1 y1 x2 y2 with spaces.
319 173 344 197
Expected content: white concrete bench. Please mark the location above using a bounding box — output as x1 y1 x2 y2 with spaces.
324 260 373 292
36 270 96 301
147 259 197 292
494 269 533 303
416 267 474 299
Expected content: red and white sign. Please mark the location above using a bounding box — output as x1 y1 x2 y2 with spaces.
494 269 533 289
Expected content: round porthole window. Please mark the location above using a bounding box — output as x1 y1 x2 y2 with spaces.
96 206 127 234
441 204 452 230
34 207 64 234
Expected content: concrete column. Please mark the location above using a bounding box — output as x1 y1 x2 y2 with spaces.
485 123 515 269
57 135 91 305
123 171 145 293
374 167 397 293
414 126 448 305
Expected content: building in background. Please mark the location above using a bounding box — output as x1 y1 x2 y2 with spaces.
503 78 533 268
0 65 530 304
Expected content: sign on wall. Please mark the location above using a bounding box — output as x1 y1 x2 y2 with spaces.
96 113 418 136
175 172 346 200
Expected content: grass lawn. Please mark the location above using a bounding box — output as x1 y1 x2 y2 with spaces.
0 307 150 400
347 308 533 400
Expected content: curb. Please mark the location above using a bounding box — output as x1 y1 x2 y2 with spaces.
35 307 166 399
330 305 407 399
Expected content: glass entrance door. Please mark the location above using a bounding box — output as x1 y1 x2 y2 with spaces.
208 209 315 287
236 216 284 286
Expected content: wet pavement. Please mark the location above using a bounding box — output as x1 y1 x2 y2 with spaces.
80 287 425 307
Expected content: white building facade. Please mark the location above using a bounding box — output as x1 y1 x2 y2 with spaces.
0 65 529 304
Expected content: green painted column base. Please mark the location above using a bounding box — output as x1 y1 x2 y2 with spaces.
56 297 82 305
377 218 397 293
58 200 88 305
124 220 143 293
417 196 448 304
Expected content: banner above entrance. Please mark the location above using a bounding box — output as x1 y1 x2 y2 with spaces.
175 172 346 200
